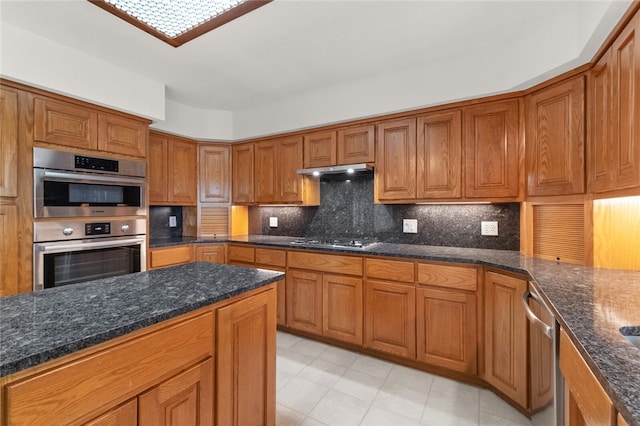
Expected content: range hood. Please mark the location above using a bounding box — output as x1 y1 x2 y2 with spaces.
296 163 373 176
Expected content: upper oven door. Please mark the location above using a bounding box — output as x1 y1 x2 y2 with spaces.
34 168 146 218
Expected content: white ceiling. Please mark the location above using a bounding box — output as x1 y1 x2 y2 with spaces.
0 0 632 139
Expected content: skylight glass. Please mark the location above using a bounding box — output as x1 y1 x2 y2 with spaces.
104 0 244 38
90 0 271 47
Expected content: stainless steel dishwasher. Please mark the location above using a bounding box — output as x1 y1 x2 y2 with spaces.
523 283 564 426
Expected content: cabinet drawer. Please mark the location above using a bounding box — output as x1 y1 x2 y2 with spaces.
417 263 477 291
255 248 286 268
365 258 415 283
5 311 214 425
228 245 255 264
150 245 193 269
288 251 363 276
559 328 614 426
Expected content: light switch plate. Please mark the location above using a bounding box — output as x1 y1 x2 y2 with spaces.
269 217 278 228
169 216 177 228
403 219 418 234
481 221 498 236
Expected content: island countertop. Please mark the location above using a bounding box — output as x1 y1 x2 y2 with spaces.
0 262 284 378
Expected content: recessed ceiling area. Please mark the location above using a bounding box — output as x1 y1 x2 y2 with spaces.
0 0 633 140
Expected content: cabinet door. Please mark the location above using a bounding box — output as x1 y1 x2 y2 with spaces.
279 136 304 203
34 97 98 150
199 144 230 203
304 130 337 168
464 100 519 198
376 118 416 200
217 288 276 426
149 245 194 269
168 139 197 205
611 13 640 191
0 87 18 197
0 205 18 297
195 244 226 264
589 50 614 193
364 280 416 358
337 124 375 165
286 269 323 334
416 287 477 374
529 289 554 411
255 140 278 203
139 359 213 426
484 271 527 408
148 134 168 204
232 143 255 203
417 110 462 199
97 113 147 158
85 399 137 426
323 274 363 345
526 76 585 196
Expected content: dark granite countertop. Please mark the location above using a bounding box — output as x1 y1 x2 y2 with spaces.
223 235 640 426
149 236 225 248
0 262 284 378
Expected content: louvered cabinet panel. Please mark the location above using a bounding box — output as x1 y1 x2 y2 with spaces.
532 204 585 265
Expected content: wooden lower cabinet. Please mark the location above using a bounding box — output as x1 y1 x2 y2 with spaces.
483 271 528 408
138 359 213 426
560 328 614 426
364 279 416 358
323 274 363 345
196 243 226 264
217 287 277 426
0 204 18 296
416 287 477 374
286 269 324 334
85 399 137 426
149 245 194 269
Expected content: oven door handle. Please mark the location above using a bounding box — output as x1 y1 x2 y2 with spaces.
522 290 554 339
42 170 144 185
40 237 146 252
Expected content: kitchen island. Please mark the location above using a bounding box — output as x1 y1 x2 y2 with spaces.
150 235 640 426
0 262 284 425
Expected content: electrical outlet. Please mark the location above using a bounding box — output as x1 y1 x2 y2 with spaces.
403 219 418 234
481 221 498 236
269 217 278 228
169 216 177 228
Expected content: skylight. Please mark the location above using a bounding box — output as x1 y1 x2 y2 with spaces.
89 0 272 47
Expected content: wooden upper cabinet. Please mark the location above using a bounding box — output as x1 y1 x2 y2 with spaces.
199 144 230 203
376 117 417 201
147 134 168 204
337 124 375 165
0 87 18 198
610 12 640 191
304 130 336 168
34 96 148 157
168 139 197 205
255 140 278 203
34 96 98 150
97 113 147 158
279 136 304 202
232 143 255 203
590 49 614 193
526 76 585 196
464 100 520 198
417 110 462 199
148 131 197 205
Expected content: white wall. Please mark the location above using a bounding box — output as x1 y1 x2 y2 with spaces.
151 100 233 142
0 21 166 121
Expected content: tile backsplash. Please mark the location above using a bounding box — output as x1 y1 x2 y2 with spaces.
149 206 183 239
249 173 520 251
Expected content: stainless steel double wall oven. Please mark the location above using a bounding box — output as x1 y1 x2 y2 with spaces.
33 147 147 291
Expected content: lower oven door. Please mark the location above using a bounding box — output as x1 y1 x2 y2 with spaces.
33 236 146 291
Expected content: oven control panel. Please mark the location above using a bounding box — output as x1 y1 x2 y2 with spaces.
85 222 111 236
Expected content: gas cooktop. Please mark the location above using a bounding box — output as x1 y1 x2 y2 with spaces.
289 237 379 249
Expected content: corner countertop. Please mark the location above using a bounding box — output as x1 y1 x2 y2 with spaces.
0 262 284 378
175 234 640 426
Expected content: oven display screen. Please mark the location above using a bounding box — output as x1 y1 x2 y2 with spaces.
43 181 141 207
69 183 124 204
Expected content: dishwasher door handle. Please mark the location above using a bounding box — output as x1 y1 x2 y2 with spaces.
522 290 554 339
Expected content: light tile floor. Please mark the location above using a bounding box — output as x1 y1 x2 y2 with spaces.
276 331 535 426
